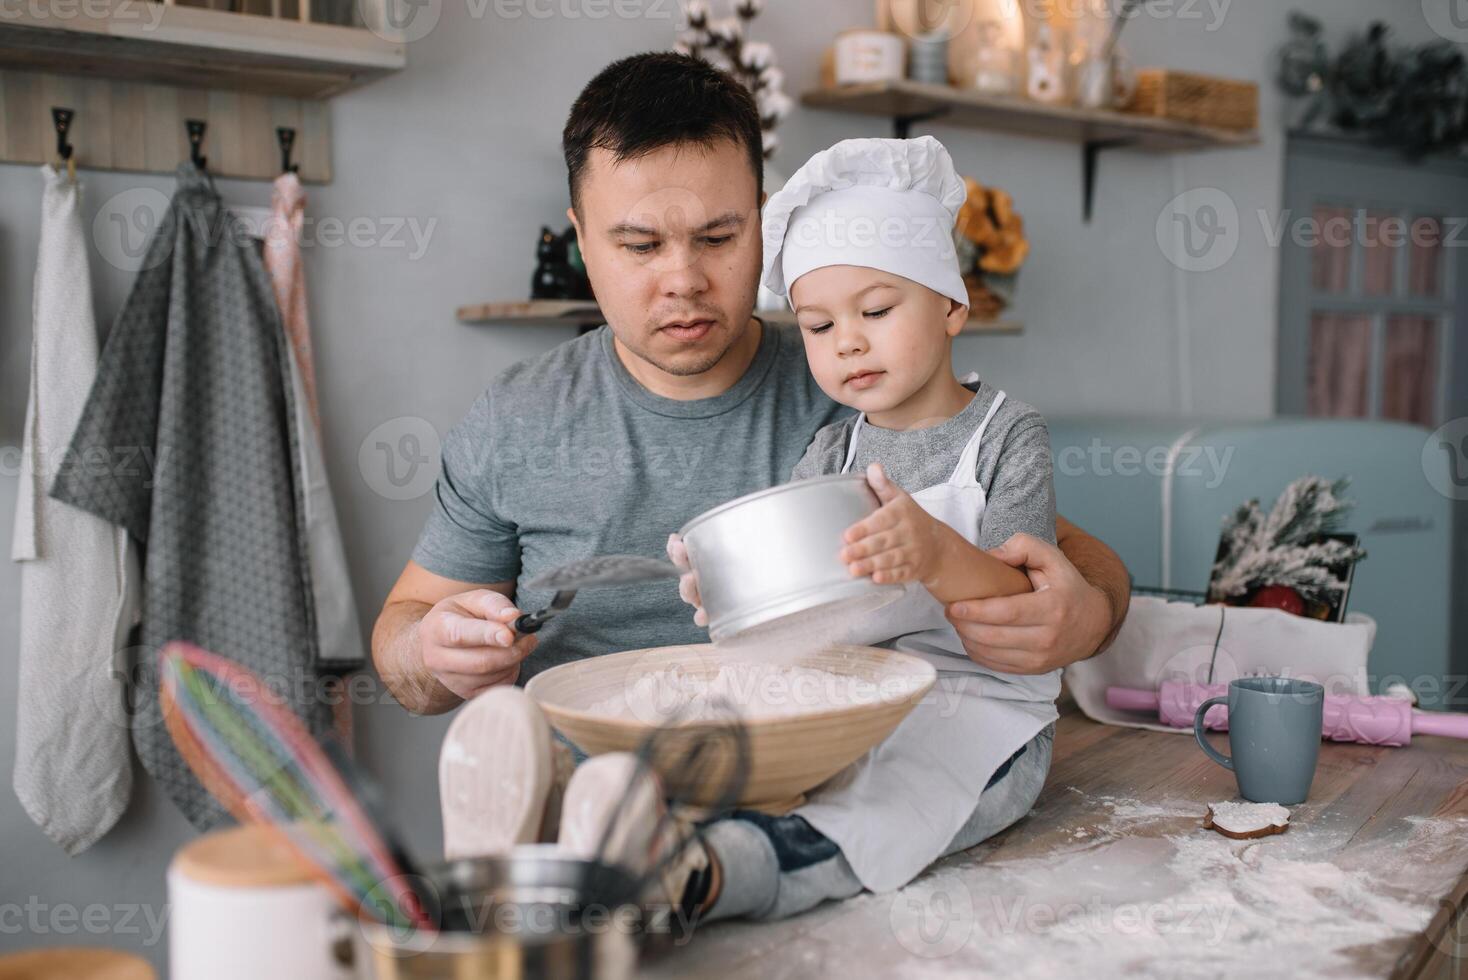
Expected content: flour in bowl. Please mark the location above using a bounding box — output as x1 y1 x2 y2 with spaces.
586 660 924 723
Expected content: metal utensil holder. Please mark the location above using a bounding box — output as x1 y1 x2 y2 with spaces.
352 848 643 980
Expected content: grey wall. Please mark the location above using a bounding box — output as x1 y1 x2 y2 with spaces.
0 0 1457 971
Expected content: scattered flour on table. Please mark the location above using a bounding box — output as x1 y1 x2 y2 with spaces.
1069 789 1200 823
872 795 1468 980
585 660 924 722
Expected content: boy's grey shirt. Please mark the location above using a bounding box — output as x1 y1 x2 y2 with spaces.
792 380 1061 714
790 380 1056 548
413 322 1052 680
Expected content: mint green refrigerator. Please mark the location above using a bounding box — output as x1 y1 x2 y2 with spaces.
1049 418 1461 710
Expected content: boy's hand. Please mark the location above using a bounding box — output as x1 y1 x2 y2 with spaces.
840 463 955 587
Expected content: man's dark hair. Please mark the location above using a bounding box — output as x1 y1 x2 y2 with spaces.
562 52 764 211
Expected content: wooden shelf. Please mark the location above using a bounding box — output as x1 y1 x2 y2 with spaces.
801 80 1259 220
0 0 405 99
802 80 1259 151
457 300 1023 335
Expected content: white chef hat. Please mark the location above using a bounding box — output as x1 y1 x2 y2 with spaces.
761 136 969 308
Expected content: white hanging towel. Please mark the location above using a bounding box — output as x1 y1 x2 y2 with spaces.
11 165 140 854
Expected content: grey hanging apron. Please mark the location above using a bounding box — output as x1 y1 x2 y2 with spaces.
49 163 327 829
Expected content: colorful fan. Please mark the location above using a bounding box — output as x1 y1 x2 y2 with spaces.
158 642 432 932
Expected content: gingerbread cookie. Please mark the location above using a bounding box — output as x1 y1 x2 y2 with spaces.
1203 801 1290 840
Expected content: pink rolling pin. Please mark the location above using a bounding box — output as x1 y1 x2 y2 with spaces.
1106 680 1468 747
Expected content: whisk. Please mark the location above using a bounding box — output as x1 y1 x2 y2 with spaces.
597 699 752 900
158 642 433 932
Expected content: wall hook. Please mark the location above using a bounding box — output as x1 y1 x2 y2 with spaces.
52 107 77 181
52 107 75 162
276 126 298 174
185 118 208 170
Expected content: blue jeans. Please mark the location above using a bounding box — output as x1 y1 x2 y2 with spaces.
703 722 1055 921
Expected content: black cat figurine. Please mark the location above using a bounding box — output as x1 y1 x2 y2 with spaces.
530 225 591 300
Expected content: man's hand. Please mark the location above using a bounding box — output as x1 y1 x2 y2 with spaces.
666 533 708 627
418 590 538 701
944 532 1115 675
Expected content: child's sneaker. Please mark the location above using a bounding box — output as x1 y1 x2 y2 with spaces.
539 735 578 844
557 752 661 871
556 753 719 940
653 821 718 929
439 686 568 861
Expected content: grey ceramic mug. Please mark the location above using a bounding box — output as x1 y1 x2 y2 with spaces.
1192 676 1325 805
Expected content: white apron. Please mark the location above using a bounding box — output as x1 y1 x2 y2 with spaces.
794 383 1060 892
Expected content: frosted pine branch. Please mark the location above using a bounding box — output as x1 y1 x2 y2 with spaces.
1211 539 1360 600
1210 475 1366 603
1216 500 1263 565
1260 476 1352 546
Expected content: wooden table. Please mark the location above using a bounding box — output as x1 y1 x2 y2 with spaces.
645 698 1468 979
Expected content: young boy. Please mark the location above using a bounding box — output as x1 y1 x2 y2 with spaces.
439 136 1058 928
667 136 1060 920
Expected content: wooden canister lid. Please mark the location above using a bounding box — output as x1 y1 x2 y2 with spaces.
170 824 315 889
0 948 155 980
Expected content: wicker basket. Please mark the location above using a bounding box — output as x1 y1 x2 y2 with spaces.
1127 69 1259 132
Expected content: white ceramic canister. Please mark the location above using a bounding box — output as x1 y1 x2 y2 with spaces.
168 825 353 980
834 29 906 85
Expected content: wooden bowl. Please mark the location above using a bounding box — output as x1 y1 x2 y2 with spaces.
525 644 936 813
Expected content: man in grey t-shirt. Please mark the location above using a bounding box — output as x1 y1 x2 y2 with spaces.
407 318 846 683
372 54 1130 716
